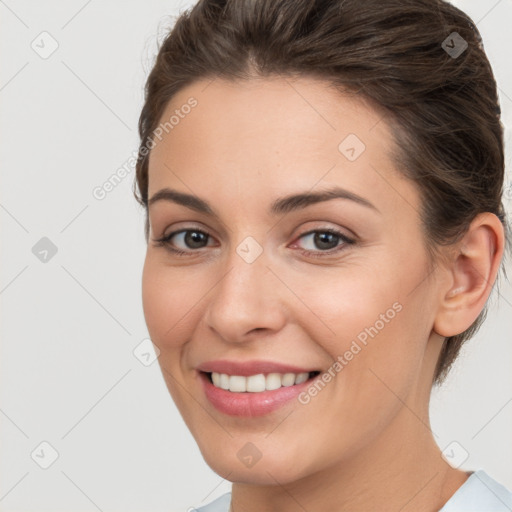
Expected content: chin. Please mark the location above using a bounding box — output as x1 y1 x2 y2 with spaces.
197 441 313 486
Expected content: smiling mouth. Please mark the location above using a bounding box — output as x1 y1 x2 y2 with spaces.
203 370 321 393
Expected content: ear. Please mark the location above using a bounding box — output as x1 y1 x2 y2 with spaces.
433 212 505 338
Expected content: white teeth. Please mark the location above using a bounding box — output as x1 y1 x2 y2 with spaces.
219 373 230 390
294 372 309 385
229 375 246 392
282 373 296 386
246 373 266 392
265 373 282 391
209 371 312 392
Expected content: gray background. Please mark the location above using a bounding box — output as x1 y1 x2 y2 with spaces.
1 0 511 510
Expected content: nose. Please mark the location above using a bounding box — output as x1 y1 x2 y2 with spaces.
202 244 288 344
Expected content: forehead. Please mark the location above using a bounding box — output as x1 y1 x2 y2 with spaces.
147 75 412 215
150 75 388 158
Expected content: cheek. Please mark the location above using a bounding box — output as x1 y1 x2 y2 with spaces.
141 255 195 349
141 258 166 341
298 262 430 388
141 257 199 410
300 269 401 345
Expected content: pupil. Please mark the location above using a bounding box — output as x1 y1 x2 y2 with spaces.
315 232 338 250
186 231 207 248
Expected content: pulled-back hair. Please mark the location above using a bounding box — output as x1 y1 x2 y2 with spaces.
133 0 510 386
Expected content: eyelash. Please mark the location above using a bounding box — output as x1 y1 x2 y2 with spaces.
153 227 355 259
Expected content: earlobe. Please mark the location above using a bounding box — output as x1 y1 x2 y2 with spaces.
433 213 504 338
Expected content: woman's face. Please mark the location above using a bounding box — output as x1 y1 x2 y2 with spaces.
142 76 446 484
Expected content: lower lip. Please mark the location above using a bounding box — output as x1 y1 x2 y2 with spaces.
199 372 317 417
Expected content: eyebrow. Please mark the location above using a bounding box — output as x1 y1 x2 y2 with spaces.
148 186 379 217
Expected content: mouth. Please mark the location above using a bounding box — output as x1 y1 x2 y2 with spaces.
202 370 321 393
198 369 322 417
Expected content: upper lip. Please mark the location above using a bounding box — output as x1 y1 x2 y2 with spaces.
197 359 319 376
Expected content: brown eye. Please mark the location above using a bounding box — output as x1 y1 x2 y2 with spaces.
293 229 355 258
154 229 213 255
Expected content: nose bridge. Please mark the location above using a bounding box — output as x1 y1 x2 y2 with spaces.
204 235 285 341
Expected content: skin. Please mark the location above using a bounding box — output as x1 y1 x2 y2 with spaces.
141 75 504 511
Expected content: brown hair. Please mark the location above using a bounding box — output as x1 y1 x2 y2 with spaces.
133 0 510 386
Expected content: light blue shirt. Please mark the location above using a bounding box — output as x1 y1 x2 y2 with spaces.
192 469 512 511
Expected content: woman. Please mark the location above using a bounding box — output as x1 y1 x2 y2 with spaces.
133 0 512 510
